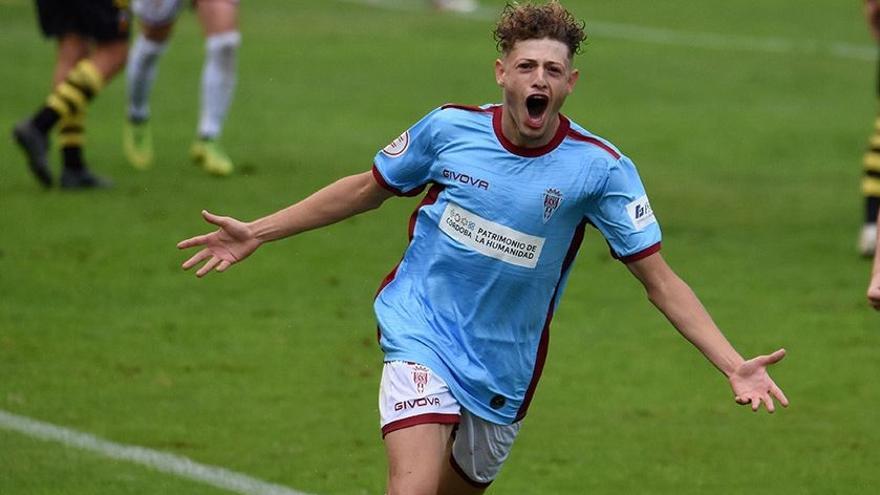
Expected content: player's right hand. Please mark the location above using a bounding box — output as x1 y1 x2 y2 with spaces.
177 210 261 277
867 0 880 41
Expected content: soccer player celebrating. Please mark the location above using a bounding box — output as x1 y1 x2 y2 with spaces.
123 0 241 176
12 0 130 189
178 2 789 493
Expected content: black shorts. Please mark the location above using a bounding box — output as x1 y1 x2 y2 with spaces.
35 0 131 42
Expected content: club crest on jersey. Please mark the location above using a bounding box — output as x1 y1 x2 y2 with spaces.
382 131 410 158
411 365 429 393
542 188 563 223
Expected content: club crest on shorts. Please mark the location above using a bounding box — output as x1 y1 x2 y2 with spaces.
411 364 430 393
382 131 410 158
542 188 563 223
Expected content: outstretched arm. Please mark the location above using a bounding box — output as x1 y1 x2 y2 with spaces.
869 211 880 309
867 0 880 42
178 170 394 277
625 253 789 412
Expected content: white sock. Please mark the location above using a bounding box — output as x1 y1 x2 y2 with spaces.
198 31 241 140
126 33 168 123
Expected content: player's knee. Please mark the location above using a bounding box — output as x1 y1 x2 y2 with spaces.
386 475 440 495
141 22 174 43
205 31 241 63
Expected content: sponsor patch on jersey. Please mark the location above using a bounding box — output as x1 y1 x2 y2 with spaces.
439 202 545 269
382 131 410 158
626 195 656 230
542 188 563 223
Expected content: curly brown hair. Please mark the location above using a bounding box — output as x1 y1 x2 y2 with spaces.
493 1 587 58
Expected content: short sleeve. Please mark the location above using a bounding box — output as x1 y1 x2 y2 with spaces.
372 108 442 197
584 155 662 262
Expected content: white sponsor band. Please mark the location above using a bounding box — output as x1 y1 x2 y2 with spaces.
439 202 545 269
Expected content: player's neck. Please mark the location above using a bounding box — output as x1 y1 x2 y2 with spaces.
499 105 560 149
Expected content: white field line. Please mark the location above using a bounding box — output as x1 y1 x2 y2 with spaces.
0 409 314 495
337 0 876 62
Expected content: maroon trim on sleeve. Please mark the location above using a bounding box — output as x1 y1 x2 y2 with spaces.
371 163 426 197
617 242 662 263
449 453 494 488
515 219 588 421
565 129 622 160
381 413 460 438
492 105 570 157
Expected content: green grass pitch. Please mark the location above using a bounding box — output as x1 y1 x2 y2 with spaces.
1 0 879 493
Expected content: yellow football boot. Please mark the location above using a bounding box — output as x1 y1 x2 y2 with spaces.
191 139 233 176
123 120 154 170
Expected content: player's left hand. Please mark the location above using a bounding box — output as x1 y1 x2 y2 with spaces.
728 348 789 413
868 275 880 310
868 0 880 41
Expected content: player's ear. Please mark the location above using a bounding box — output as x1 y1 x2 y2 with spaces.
494 58 505 87
566 68 580 94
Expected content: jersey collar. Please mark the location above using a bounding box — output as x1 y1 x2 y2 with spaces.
492 105 570 158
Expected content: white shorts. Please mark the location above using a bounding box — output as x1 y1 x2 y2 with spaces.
133 0 184 26
379 361 522 487
133 0 241 27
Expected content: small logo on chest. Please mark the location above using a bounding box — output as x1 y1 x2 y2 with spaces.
442 169 489 190
542 188 564 223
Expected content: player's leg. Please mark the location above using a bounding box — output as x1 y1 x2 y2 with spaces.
12 0 83 187
125 0 182 169
861 57 880 256
13 0 130 189
437 410 522 495
53 34 90 85
52 36 100 189
56 36 127 189
862 113 880 256
13 35 101 189
57 1 130 189
385 423 456 495
191 0 240 176
379 361 461 495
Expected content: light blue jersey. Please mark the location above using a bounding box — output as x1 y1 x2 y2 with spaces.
372 104 661 424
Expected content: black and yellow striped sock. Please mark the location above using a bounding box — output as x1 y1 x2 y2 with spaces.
863 114 880 223
59 113 86 172
32 60 103 135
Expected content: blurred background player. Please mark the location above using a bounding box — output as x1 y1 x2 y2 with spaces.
124 0 240 176
431 0 479 13
869 223 880 309
860 0 880 255
12 0 131 189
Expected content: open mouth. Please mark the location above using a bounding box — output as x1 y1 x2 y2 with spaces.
525 94 549 129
